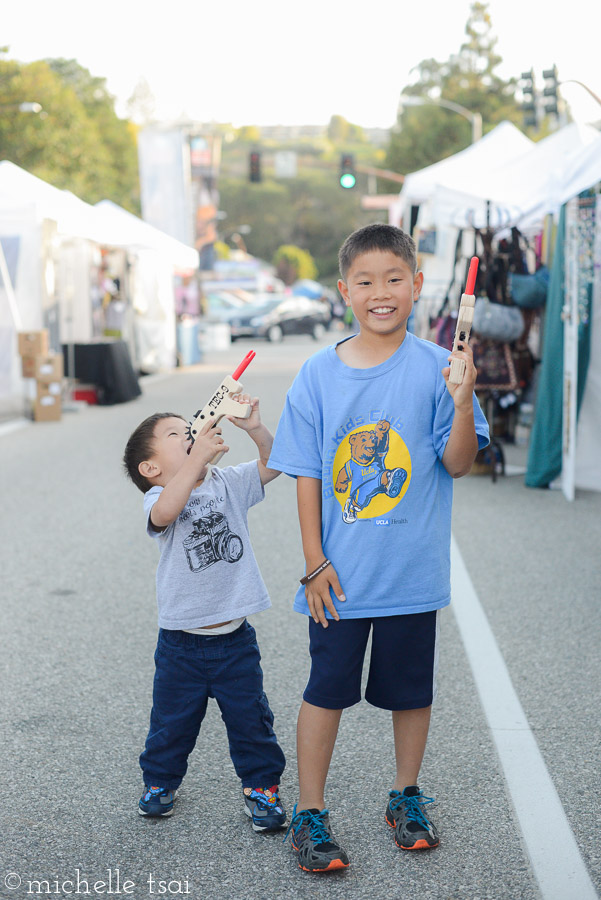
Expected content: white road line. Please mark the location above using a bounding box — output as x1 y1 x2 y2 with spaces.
451 536 598 900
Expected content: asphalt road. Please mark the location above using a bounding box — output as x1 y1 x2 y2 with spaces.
1 332 599 900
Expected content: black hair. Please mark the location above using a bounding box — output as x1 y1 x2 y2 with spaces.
123 412 186 493
338 223 417 280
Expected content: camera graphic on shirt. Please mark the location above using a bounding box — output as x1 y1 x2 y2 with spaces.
183 512 244 573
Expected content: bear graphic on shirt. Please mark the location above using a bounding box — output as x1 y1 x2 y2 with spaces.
335 420 407 524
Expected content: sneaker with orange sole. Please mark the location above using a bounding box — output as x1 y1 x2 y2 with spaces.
284 806 350 872
385 786 440 850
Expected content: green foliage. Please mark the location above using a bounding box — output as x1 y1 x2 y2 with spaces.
273 244 317 284
327 115 366 144
218 131 384 282
0 52 140 212
384 2 523 180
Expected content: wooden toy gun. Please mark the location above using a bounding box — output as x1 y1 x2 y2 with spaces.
448 256 479 385
187 350 256 465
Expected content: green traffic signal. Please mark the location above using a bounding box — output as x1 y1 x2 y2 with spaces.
339 153 356 189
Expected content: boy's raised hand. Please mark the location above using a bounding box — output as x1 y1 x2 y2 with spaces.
227 393 261 431
189 419 229 468
305 563 346 628
442 341 477 408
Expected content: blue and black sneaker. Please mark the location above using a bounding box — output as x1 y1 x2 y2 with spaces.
138 785 176 817
385 785 440 849
284 806 350 872
243 786 286 832
385 467 407 499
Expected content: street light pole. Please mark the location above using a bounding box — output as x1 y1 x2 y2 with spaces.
399 94 483 143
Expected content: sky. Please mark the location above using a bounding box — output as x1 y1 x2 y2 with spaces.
4 0 601 129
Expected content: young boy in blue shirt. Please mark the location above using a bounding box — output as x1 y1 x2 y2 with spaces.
269 224 489 871
123 394 286 830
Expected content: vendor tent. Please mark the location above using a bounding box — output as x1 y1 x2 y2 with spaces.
393 121 534 217
93 200 198 270
424 123 600 231
93 201 199 371
0 162 199 415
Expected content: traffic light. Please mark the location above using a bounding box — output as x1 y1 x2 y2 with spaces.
249 151 262 183
339 153 356 189
520 69 538 129
542 65 559 115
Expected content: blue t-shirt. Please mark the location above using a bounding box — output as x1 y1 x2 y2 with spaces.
268 332 489 619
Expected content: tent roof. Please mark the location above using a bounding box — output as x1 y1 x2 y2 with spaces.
0 160 104 239
399 121 534 207
94 200 198 269
0 161 198 268
553 130 601 209
407 123 601 230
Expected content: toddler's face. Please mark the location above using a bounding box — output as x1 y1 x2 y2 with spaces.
147 416 199 485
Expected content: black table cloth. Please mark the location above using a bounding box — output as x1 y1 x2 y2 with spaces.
62 340 141 405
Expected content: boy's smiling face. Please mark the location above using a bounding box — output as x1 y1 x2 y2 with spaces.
338 250 423 341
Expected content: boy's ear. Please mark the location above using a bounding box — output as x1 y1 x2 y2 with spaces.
413 271 424 301
338 279 351 306
139 459 160 480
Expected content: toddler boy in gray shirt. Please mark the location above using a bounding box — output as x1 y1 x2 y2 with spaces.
123 393 286 830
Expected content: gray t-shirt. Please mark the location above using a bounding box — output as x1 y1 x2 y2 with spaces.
144 461 270 629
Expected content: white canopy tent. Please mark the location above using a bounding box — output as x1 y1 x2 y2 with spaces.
392 123 601 495
415 122 600 233
391 121 534 221
0 162 199 414
395 123 601 314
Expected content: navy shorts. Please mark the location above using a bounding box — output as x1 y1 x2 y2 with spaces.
303 611 440 711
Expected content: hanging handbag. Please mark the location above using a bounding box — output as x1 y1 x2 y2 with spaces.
472 297 525 343
508 266 549 309
472 335 520 392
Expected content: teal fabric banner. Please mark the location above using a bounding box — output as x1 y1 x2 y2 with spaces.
525 195 595 488
525 207 565 488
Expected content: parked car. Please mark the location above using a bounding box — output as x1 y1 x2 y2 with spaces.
228 293 331 342
203 290 249 322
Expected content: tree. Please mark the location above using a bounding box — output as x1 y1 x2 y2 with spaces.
384 2 522 177
327 115 366 144
0 51 139 212
236 125 262 143
273 245 318 284
45 58 140 211
126 77 156 126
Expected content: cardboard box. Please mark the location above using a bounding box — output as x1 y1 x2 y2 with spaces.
22 352 64 382
33 387 62 422
37 380 62 399
34 353 64 384
21 356 38 378
18 330 49 358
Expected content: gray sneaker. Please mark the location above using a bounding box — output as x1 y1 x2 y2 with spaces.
284 806 350 872
385 786 439 849
243 786 286 832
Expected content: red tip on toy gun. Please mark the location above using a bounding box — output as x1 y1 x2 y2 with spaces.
448 257 479 385
232 350 256 381
187 351 257 464
465 256 478 297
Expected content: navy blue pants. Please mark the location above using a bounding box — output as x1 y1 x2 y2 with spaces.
140 620 286 791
